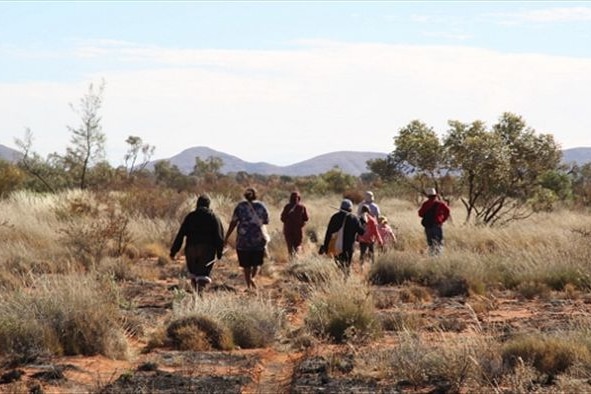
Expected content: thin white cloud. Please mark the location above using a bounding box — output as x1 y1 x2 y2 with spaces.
2 41 591 166
421 31 472 41
493 7 591 24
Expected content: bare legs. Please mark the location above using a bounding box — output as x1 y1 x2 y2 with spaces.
243 266 259 290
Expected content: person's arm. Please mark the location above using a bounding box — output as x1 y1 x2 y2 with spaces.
371 220 383 246
215 216 225 259
280 205 288 223
356 215 366 236
320 214 338 254
224 219 238 245
438 202 451 224
170 218 187 258
418 200 433 217
302 205 309 224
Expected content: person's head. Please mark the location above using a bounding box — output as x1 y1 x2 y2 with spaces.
378 215 388 225
197 194 211 208
360 205 370 214
289 191 301 204
340 198 353 212
244 187 257 202
364 191 374 203
425 187 437 199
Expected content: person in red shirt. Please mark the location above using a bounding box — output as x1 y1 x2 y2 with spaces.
280 191 309 258
418 188 450 256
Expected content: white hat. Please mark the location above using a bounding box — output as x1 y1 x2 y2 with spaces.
425 188 437 196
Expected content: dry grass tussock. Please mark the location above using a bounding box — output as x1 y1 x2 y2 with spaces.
170 291 285 349
0 274 128 364
305 275 381 344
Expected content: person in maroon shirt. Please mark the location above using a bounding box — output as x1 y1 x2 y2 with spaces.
418 188 450 256
280 191 309 257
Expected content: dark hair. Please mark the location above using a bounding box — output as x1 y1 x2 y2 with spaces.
244 188 257 201
360 205 370 213
197 195 211 208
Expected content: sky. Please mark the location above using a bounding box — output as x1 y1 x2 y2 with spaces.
1 1 591 167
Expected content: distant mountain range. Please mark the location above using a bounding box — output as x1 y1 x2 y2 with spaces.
1 144 591 176
153 146 388 176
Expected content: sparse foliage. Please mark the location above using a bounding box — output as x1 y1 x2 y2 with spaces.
64 81 107 189
124 135 155 177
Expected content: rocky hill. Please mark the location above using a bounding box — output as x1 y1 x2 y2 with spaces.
0 144 22 162
152 146 388 176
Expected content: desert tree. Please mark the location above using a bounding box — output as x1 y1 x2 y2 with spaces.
191 156 223 179
370 120 449 201
14 128 59 192
64 80 106 189
444 113 562 225
124 135 155 176
570 162 591 207
153 160 194 191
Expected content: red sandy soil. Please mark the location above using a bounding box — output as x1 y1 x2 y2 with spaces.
2 251 590 393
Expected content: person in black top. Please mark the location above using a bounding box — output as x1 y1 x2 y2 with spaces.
170 195 225 295
319 198 365 277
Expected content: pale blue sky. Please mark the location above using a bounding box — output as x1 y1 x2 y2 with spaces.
1 1 590 165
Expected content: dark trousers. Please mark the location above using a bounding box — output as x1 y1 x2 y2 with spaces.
424 225 443 255
359 242 375 264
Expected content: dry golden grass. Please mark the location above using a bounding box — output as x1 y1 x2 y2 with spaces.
3 189 591 392
0 274 128 363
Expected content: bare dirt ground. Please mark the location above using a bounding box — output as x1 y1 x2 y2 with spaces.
2 251 591 393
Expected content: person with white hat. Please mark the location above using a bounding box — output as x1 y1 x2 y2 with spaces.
418 187 450 256
357 190 381 218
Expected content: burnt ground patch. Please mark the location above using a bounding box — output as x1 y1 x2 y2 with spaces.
99 371 250 394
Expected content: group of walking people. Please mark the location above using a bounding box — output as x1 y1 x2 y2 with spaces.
170 186 448 294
